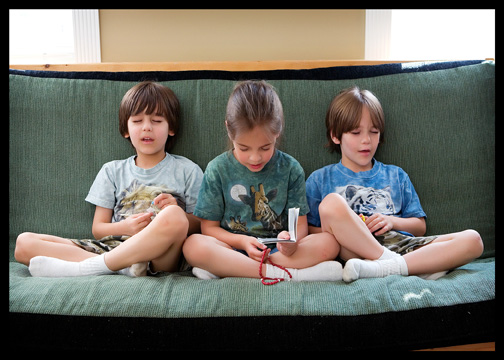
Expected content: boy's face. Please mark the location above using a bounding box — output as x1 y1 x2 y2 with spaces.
124 109 174 157
332 106 380 172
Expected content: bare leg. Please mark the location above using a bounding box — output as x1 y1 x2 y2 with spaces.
269 231 340 268
26 205 193 277
183 234 261 278
403 229 483 275
104 205 189 272
14 232 96 266
343 229 483 282
319 193 385 260
183 232 342 281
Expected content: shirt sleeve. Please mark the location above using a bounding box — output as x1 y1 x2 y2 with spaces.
399 171 427 219
305 171 323 227
85 163 116 209
193 160 225 221
286 163 310 216
183 164 204 214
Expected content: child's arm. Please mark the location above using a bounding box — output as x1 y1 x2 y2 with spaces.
201 219 267 261
365 213 426 237
91 206 153 239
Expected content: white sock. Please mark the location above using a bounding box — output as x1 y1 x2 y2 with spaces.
192 267 220 280
117 262 149 277
29 254 115 277
379 246 400 260
266 261 343 282
343 256 408 282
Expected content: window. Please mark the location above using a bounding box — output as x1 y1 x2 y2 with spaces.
9 9 101 64
366 9 495 60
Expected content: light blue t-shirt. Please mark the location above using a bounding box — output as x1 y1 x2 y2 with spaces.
194 150 310 238
306 159 426 227
85 153 203 223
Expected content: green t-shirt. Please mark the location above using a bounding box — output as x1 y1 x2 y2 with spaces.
194 150 309 238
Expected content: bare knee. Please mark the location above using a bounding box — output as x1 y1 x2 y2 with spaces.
182 234 209 265
154 206 190 241
319 193 351 220
14 232 37 264
462 229 484 258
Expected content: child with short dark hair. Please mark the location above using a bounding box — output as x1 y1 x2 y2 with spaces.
16 81 203 277
306 86 484 282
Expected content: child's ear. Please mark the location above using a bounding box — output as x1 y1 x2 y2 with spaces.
124 133 130 139
331 132 341 145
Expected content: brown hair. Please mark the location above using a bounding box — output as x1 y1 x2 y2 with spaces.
325 86 385 153
119 81 180 152
225 80 284 147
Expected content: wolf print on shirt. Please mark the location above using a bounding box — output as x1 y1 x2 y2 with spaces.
335 185 395 216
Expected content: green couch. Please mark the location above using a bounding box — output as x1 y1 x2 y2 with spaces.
9 60 495 351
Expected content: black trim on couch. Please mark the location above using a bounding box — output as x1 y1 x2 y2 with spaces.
9 299 494 352
9 60 485 82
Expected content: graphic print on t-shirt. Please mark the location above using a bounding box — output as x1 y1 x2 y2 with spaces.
113 179 185 222
335 184 396 216
226 183 284 237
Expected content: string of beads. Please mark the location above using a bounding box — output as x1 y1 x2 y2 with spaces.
258 247 292 285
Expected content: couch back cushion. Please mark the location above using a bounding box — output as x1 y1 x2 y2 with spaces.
9 61 495 257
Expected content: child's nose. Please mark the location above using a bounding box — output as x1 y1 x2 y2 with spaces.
143 121 152 131
250 151 261 161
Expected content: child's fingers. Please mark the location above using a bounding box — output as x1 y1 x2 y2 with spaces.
130 212 152 220
153 193 177 209
277 230 290 240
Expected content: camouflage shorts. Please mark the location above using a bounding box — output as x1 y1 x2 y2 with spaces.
69 235 128 254
374 231 438 255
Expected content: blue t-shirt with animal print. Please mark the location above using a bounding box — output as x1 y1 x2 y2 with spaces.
305 159 426 227
194 150 309 238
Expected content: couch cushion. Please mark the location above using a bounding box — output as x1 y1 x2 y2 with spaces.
9 258 494 318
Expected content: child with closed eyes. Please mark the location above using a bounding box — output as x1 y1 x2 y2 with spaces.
305 86 484 282
182 80 342 283
16 81 203 277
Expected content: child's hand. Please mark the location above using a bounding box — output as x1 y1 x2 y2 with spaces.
365 213 393 236
242 236 267 262
276 231 298 257
152 193 178 210
122 212 153 235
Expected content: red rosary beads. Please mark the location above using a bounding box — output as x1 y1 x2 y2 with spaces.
259 247 292 285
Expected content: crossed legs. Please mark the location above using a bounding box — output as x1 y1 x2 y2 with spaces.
16 205 189 276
